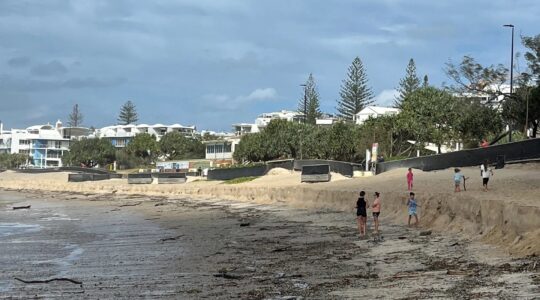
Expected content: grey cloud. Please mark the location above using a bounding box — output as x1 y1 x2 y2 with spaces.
31 60 68 77
62 77 126 89
7 56 30 68
0 75 125 92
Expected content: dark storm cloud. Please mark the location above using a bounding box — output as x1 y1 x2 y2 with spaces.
0 0 539 130
0 75 125 92
7 56 30 68
31 60 68 77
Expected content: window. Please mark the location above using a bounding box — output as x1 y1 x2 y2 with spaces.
206 145 215 154
224 143 232 153
215 144 223 153
19 140 30 145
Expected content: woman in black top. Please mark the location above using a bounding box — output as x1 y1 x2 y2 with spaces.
356 191 368 237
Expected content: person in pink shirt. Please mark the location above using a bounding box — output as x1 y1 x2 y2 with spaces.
407 168 414 191
372 192 381 234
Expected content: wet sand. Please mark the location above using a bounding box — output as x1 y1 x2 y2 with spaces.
1 189 539 299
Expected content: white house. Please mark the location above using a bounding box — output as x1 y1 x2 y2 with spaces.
203 137 241 165
0 120 88 168
355 106 401 125
95 123 196 148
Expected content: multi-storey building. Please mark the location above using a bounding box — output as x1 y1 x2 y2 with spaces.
0 120 86 168
95 123 196 148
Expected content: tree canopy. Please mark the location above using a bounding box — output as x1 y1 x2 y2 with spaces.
395 58 420 108
298 74 322 124
68 104 83 127
125 133 159 163
118 100 139 125
337 57 374 121
63 138 115 167
159 132 205 160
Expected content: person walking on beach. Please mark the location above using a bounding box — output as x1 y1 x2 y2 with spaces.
480 160 493 192
407 192 419 227
355 191 368 238
454 168 464 192
372 192 381 234
407 168 414 191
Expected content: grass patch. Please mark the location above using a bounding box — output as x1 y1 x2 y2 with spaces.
223 176 259 184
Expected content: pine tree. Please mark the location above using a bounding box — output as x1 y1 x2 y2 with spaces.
298 74 322 124
337 57 374 121
68 104 83 127
394 58 421 108
118 100 139 125
423 74 429 88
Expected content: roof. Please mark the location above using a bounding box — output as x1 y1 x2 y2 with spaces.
356 106 400 116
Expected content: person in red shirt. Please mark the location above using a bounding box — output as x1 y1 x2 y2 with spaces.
480 139 489 148
407 168 414 191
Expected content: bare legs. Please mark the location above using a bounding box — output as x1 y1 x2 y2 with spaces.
373 216 379 234
407 214 418 227
357 216 367 237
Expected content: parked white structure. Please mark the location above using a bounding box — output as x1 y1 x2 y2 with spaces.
95 123 196 148
0 120 90 168
355 106 400 125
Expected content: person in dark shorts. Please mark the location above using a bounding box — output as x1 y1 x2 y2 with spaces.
372 192 381 234
355 191 368 237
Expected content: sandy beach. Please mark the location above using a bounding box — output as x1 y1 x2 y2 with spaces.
0 164 539 298
1 163 539 257
1 188 539 299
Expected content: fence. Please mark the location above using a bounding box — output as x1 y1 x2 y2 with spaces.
68 173 111 182
376 138 540 174
207 165 268 181
301 164 331 183
127 173 153 184
294 160 354 177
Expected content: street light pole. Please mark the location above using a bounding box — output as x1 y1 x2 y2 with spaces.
300 84 307 123
504 24 514 142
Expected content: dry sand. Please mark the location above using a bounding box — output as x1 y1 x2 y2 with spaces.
0 163 539 257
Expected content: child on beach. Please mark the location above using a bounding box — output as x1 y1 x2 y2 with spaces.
406 192 419 227
454 168 464 192
355 191 368 238
407 168 414 191
372 192 381 234
480 160 494 192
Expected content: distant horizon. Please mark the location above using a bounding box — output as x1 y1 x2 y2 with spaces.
1 1 537 131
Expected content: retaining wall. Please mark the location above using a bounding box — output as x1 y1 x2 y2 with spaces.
377 138 540 174
207 165 268 181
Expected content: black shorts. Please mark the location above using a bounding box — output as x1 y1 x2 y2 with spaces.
373 212 380 218
356 210 367 217
482 178 489 185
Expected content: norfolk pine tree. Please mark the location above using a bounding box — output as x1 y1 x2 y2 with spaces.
68 104 83 127
337 57 374 121
118 100 139 125
394 58 421 108
298 73 322 124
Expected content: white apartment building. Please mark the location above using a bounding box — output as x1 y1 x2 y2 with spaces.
355 106 401 125
96 123 196 148
0 120 83 168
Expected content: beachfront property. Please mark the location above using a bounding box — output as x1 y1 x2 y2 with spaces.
0 120 90 168
233 110 304 136
354 106 401 125
95 123 196 148
203 137 241 166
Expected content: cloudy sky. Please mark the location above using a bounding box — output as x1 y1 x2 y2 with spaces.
1 0 538 131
